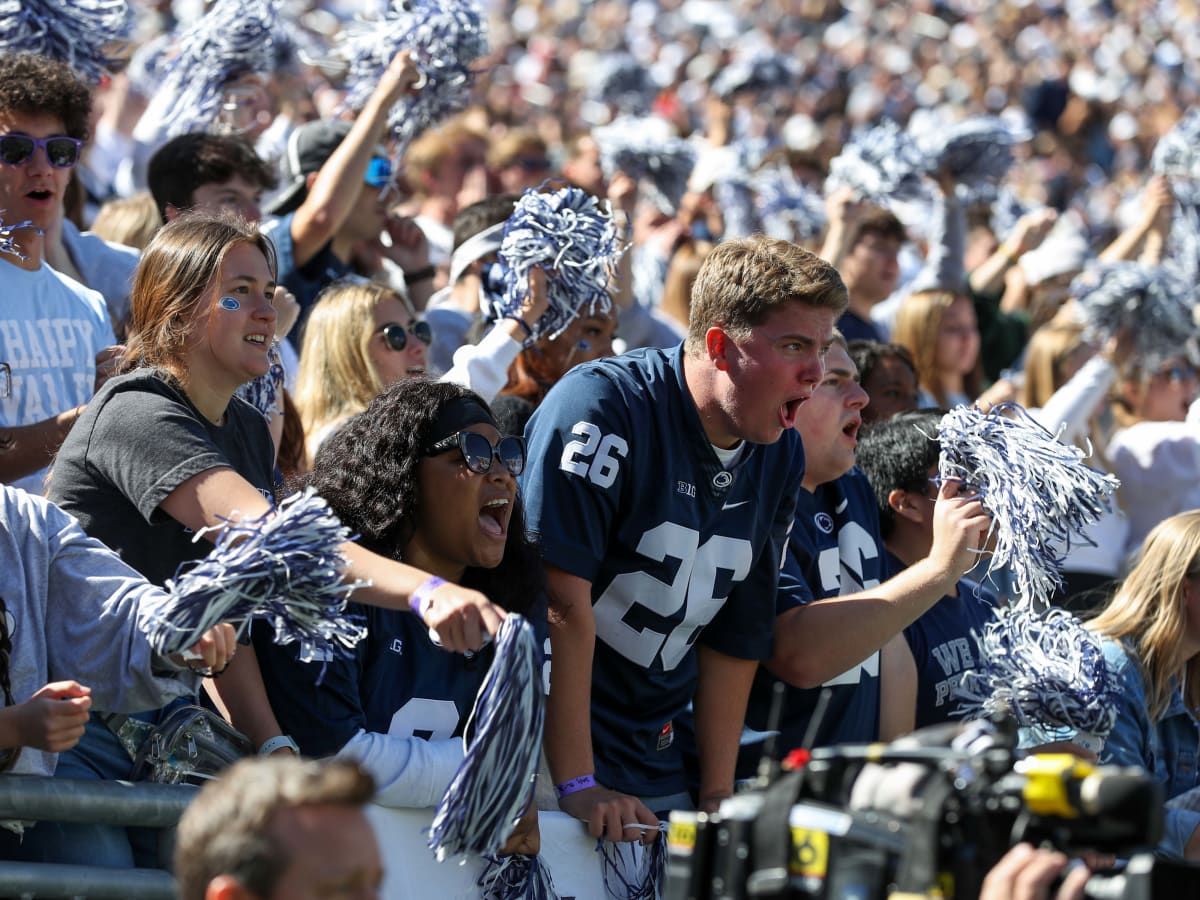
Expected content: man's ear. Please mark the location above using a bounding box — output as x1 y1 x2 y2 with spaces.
164 204 181 223
706 327 729 371
205 874 257 900
888 487 925 524
304 170 320 194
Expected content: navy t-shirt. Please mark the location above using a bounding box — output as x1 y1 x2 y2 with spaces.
740 469 887 777
520 344 804 797
889 550 999 729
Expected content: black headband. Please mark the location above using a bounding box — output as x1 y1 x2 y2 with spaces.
427 396 496 447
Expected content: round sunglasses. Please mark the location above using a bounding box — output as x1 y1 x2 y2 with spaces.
377 320 432 352
0 134 83 169
425 431 526 476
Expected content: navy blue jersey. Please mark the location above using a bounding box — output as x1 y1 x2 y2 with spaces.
256 600 547 758
889 551 999 729
521 344 804 797
741 469 887 776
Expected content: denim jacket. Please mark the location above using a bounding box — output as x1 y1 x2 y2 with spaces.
1101 637 1200 859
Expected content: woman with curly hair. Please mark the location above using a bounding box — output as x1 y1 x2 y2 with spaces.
1089 510 1200 860
256 379 542 852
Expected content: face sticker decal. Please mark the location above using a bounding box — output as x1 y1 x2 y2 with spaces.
218 296 242 311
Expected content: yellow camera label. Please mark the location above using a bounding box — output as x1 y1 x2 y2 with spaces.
668 820 697 853
789 827 829 878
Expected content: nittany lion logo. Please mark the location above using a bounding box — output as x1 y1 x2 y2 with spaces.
814 512 834 534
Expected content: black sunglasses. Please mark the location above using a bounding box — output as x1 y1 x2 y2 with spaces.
426 431 526 476
0 134 83 169
378 320 432 352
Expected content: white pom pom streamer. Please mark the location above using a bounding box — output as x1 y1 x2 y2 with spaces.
428 614 544 861
586 53 656 117
496 186 627 343
0 0 134 85
592 116 697 215
753 165 827 243
825 119 929 207
911 115 1026 203
478 853 560 899
337 0 487 155
134 0 279 142
934 403 1120 606
711 51 796 100
0 213 34 261
956 605 1120 743
148 489 367 660
1069 261 1199 371
1151 108 1200 203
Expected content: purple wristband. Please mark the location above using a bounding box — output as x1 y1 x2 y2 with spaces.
410 575 447 620
556 774 596 798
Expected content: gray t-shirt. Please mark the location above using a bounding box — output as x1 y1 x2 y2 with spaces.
49 369 275 586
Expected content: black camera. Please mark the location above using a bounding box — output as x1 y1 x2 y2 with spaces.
665 719 1198 900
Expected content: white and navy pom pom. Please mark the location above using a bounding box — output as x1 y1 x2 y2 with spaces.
1151 108 1200 204
989 187 1031 245
825 119 929 207
587 53 656 117
934 403 1120 605
235 342 286 423
148 489 367 660
911 115 1025 203
0 213 34 260
495 185 626 342
598 833 667 900
956 605 1120 743
478 853 560 900
0 0 134 84
136 0 279 141
711 50 796 100
592 116 697 215
1069 262 1199 371
428 614 544 861
753 165 827 243
337 0 487 155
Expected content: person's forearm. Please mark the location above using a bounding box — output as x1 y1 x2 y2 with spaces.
338 541 431 608
694 646 756 808
207 644 285 749
769 556 959 688
0 407 82 484
818 221 852 269
1099 216 1154 263
544 602 598 785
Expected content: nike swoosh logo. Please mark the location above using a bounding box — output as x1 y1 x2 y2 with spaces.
722 500 750 510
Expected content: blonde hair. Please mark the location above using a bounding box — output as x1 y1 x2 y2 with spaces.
90 191 161 250
1018 320 1088 410
292 281 398 458
891 290 982 407
1088 510 1200 720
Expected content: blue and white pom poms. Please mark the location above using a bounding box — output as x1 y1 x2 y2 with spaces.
496 185 627 343
0 0 135 84
956 606 1119 753
935 403 1119 605
147 488 366 659
428 613 544 861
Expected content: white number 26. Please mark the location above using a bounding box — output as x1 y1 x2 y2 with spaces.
559 421 629 489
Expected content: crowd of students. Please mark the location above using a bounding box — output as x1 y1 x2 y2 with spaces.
2 1 1200 896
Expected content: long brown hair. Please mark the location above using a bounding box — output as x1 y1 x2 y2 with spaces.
892 290 983 407
1088 510 1200 720
123 211 276 376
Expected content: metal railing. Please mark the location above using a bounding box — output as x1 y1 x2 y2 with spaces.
0 776 198 899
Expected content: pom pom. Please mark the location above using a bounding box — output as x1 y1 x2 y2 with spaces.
753 165 827 243
0 0 134 85
0 213 34 261
495 186 627 342
148 489 367 660
235 342 286 423
1068 262 1199 371
825 120 929 207
711 50 796 100
591 116 697 215
478 853 560 899
428 614 544 861
955 605 1120 741
586 53 656 117
597 833 667 900
1151 108 1200 203
934 403 1120 605
911 115 1026 203
135 0 279 141
989 187 1030 244
337 0 487 155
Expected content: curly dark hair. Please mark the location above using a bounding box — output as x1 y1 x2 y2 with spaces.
307 380 543 616
856 410 944 540
0 55 92 140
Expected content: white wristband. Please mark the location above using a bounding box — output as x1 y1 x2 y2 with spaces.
258 735 300 756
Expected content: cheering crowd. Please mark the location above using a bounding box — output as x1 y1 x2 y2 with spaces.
3 0 1200 896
